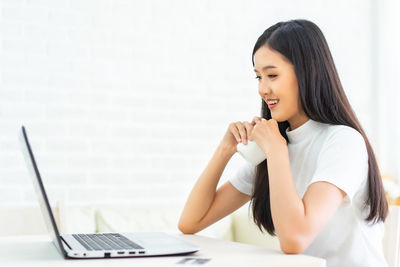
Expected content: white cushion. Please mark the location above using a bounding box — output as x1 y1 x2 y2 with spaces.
95 204 233 240
230 204 280 250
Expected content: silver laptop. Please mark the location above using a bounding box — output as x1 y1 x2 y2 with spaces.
19 126 199 259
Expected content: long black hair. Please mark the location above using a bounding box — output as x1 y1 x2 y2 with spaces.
251 19 388 235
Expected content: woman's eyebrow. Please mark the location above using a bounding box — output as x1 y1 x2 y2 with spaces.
254 65 277 72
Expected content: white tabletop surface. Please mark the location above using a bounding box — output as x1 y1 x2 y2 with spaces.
0 234 326 267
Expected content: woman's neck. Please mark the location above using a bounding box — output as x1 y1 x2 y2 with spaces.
288 113 309 131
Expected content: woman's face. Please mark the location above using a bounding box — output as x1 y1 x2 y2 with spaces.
253 45 308 130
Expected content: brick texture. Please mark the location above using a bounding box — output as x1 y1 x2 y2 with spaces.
0 0 376 208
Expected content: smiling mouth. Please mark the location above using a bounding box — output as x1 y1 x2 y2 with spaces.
266 99 279 105
266 99 279 109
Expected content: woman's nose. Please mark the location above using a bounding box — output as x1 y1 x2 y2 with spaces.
258 82 271 96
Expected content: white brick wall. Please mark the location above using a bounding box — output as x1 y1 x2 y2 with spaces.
0 0 378 209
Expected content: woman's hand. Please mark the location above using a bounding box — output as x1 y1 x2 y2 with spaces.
251 118 287 157
219 116 263 153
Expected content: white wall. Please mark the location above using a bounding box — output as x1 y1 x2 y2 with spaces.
374 0 400 179
0 0 385 209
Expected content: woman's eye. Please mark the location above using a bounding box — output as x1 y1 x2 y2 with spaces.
268 75 277 78
255 76 261 80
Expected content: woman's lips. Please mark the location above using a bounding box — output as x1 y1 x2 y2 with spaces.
266 99 279 110
268 102 278 109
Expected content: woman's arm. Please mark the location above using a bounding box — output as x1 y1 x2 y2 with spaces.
251 119 346 254
178 119 259 234
178 144 251 234
267 147 345 254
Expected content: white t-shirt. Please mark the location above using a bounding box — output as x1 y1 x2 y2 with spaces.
229 119 388 267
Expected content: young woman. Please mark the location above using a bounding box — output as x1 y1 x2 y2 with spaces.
178 19 389 266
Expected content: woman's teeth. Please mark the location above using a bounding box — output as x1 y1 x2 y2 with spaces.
267 100 279 105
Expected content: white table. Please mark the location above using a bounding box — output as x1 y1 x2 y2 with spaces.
0 234 326 266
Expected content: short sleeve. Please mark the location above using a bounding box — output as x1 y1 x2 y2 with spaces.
307 127 368 204
229 163 256 196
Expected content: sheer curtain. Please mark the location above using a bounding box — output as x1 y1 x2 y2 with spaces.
373 0 400 181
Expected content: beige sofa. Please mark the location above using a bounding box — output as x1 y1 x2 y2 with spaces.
0 203 398 266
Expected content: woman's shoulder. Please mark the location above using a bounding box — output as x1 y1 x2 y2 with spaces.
323 123 361 134
317 122 366 150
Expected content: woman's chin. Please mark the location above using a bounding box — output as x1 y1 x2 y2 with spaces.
270 113 284 122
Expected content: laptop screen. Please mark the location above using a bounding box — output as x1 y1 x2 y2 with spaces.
19 126 67 258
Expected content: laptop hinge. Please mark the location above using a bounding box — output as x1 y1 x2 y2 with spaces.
60 235 72 250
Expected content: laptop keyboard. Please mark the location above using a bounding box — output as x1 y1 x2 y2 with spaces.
72 233 144 251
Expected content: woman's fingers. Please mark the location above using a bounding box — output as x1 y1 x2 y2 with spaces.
243 121 254 142
229 123 242 144
229 118 263 145
235 122 248 144
251 116 262 126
